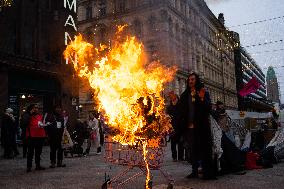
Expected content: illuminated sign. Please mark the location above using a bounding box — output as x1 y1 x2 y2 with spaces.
64 0 77 64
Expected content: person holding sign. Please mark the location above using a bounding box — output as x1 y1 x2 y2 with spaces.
45 105 66 168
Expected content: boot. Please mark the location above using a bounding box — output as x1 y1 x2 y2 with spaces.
50 162 56 168
57 160 66 167
26 167 32 173
35 165 46 171
186 172 198 179
84 148 90 155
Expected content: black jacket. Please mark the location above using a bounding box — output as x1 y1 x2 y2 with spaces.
1 114 17 147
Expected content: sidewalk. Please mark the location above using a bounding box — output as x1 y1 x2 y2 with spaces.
0 146 284 189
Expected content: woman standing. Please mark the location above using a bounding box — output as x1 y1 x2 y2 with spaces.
26 104 46 172
84 112 101 155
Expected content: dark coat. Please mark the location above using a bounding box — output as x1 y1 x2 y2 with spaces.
167 103 180 137
1 114 17 147
20 112 31 139
178 88 213 148
45 112 64 140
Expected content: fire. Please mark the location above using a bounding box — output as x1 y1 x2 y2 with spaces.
64 25 176 188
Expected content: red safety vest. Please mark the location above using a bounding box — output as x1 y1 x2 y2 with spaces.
26 114 46 138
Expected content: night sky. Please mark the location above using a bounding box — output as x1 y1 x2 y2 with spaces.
206 0 284 103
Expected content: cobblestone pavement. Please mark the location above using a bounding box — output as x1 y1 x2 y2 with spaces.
0 145 284 189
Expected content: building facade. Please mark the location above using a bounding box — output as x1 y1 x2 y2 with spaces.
267 66 280 104
76 0 238 115
0 0 79 127
234 42 273 112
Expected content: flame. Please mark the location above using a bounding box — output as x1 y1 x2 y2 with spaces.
64 25 176 188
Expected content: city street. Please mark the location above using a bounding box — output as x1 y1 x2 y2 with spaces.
1 145 284 189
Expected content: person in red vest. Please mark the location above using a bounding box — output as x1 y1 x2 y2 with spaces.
26 104 47 172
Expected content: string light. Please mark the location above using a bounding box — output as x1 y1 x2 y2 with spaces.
228 15 284 28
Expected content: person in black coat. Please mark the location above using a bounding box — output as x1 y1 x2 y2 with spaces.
20 105 33 158
178 72 216 180
167 91 184 161
45 105 66 168
1 108 18 159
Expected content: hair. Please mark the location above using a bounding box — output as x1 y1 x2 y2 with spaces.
187 72 204 91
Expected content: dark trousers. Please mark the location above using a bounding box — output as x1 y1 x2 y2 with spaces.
3 145 13 158
185 128 199 174
22 131 27 157
49 130 64 164
185 128 215 177
170 136 184 160
27 138 44 168
23 139 27 157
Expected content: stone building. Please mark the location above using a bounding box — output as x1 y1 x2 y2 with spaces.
0 0 79 128
77 0 238 115
267 66 280 104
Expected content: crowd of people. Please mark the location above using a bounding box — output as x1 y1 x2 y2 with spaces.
1 72 283 181
0 104 103 173
166 72 284 180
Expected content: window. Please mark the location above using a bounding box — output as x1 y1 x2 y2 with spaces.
99 0 107 17
133 20 143 38
168 18 173 35
117 0 126 13
86 6 92 19
148 15 156 32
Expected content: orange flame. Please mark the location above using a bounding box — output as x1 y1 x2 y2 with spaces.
64 25 176 188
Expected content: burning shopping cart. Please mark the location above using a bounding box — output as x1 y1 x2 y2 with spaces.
102 136 174 189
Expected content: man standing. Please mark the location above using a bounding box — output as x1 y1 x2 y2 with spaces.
45 105 66 168
26 104 46 172
178 72 216 180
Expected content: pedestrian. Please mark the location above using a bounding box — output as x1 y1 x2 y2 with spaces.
20 105 34 158
1 108 19 159
84 112 101 155
26 104 46 172
178 72 216 180
45 105 66 168
212 101 230 132
167 91 184 161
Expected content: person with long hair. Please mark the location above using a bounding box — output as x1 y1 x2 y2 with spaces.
178 72 216 180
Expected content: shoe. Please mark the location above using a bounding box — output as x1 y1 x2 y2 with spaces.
50 163 56 168
57 161 66 167
26 168 32 173
202 175 217 180
173 159 177 162
35 166 45 171
96 152 101 155
186 173 198 179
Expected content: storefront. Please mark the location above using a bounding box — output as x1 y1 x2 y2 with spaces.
7 70 60 123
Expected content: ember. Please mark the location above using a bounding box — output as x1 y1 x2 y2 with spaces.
64 25 176 188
